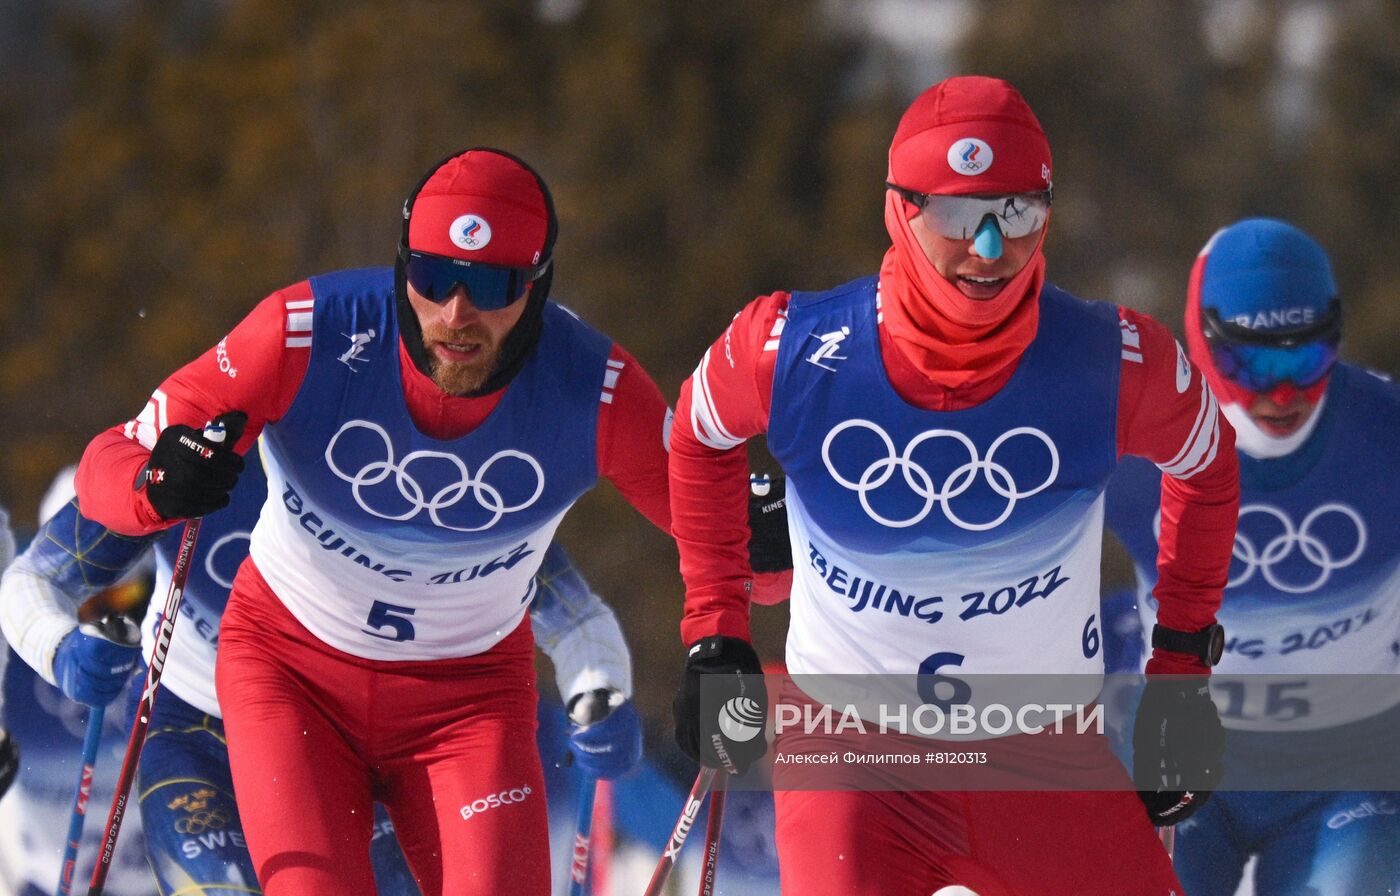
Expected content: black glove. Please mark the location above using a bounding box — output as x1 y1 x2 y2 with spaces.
674 636 767 775
136 412 248 521
748 474 791 573
0 728 17 799
1133 677 1225 826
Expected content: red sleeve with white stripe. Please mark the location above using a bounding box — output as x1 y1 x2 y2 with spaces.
671 293 787 645
1116 308 1239 675
596 344 673 533
75 285 313 535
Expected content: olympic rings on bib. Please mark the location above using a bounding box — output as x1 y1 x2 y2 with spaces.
1230 503 1366 594
1150 501 1366 594
821 419 1059 531
325 420 544 532
204 530 253 589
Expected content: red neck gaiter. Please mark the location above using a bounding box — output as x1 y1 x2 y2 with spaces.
878 190 1046 393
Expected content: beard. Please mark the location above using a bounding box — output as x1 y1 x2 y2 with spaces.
422 324 499 396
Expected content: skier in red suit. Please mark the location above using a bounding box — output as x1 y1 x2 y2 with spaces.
668 76 1239 896
74 148 671 895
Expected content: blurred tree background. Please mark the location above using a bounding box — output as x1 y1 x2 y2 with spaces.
1 0 1396 742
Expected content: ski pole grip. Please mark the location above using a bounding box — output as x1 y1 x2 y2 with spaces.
78 613 142 647
202 410 247 446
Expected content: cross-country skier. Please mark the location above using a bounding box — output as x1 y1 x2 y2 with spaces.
1 459 644 894
68 148 672 894
1 474 156 896
667 75 1239 896
1105 217 1400 896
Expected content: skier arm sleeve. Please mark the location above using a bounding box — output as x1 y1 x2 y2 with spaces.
0 506 12 573
0 500 156 685
530 541 632 702
1117 309 1239 675
671 293 786 645
75 285 313 535
597 345 673 533
0 507 12 687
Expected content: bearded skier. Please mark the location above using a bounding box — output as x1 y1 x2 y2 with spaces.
72 148 672 894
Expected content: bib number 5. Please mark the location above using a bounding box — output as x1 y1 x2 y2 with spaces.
363 600 417 642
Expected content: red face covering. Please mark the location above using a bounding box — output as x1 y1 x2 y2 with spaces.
878 189 1048 392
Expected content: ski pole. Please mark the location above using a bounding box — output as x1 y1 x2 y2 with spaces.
592 780 614 895
568 775 599 896
696 771 727 896
88 415 241 895
643 766 717 896
57 614 141 896
60 708 105 896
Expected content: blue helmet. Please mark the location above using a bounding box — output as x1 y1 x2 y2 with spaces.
1188 218 1340 403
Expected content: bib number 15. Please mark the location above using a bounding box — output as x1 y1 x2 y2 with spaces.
363 600 417 642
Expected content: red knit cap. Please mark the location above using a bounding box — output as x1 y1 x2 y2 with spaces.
407 149 550 267
889 76 1052 196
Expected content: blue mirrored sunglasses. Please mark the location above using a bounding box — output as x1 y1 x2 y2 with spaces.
1201 304 1340 391
1208 340 1337 392
399 247 549 311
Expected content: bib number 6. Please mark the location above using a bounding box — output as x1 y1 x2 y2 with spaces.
917 651 971 710
1082 613 1100 659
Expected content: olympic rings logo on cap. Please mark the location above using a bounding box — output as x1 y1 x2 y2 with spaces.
450 214 492 251
1152 502 1366 594
947 138 993 175
325 420 543 532
821 419 1059 531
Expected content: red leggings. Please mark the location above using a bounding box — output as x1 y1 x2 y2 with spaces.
774 788 1182 896
767 675 1181 895
216 562 549 895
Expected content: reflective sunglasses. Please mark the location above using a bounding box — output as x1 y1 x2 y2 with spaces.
887 183 1053 240
399 246 549 311
1201 303 1341 391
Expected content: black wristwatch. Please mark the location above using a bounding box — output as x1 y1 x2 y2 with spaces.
1151 623 1226 667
